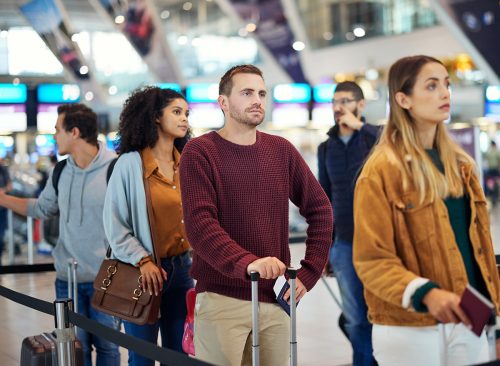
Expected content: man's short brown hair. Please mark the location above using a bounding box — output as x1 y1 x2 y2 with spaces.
57 103 98 145
219 64 264 96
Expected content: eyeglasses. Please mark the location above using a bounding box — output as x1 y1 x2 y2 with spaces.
332 98 358 107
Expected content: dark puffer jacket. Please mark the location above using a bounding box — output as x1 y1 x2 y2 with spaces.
317 120 380 243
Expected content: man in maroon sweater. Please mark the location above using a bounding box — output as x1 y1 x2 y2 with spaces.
179 64 333 365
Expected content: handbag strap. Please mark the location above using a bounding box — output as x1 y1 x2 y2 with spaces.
142 159 161 266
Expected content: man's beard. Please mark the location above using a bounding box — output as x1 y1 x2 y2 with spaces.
230 108 264 126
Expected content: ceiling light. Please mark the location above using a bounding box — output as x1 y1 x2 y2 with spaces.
115 15 125 24
345 32 356 41
246 23 257 32
183 2 193 11
85 91 94 101
323 32 333 41
353 27 365 37
292 41 305 51
79 66 89 75
177 35 188 45
160 10 170 19
365 69 379 80
71 33 79 42
108 86 118 95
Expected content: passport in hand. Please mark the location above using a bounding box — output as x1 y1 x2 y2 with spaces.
276 280 300 316
459 284 495 337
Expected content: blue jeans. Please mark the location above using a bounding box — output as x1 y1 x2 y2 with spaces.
124 251 194 366
330 239 375 366
55 279 121 366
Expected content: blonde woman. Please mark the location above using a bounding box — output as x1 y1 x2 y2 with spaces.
353 55 500 366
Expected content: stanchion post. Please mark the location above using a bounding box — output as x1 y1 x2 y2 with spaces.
288 268 298 366
7 209 14 264
54 298 77 366
251 271 260 366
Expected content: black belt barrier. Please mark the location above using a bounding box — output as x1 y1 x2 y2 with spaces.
0 284 212 365
0 263 55 275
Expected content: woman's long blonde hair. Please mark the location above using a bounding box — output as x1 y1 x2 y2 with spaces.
380 55 474 203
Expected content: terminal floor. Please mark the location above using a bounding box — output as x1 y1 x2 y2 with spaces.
0 203 499 365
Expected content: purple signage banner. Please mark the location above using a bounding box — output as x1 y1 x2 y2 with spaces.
230 0 308 83
93 0 180 82
20 0 90 81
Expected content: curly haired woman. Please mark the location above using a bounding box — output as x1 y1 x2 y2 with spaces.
103 86 194 366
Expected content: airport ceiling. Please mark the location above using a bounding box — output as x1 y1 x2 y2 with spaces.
0 0 189 32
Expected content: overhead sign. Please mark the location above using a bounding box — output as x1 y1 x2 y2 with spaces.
186 83 219 103
157 83 182 93
38 84 81 103
0 84 27 103
313 84 336 103
273 84 311 103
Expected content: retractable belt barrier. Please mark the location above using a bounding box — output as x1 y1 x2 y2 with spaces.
0 283 212 365
0 263 55 275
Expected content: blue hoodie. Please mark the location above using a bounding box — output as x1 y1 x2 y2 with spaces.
27 141 116 282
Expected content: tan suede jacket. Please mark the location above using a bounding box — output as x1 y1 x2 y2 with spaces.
353 147 500 326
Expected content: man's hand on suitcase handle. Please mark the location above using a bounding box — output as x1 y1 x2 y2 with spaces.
422 288 471 326
283 277 307 304
247 257 286 279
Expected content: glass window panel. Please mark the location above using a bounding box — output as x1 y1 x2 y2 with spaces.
7 27 63 75
295 0 438 49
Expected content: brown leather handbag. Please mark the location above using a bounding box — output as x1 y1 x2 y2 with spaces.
91 163 162 325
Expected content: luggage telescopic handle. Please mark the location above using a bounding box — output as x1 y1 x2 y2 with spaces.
250 271 260 366
67 259 78 314
287 268 298 366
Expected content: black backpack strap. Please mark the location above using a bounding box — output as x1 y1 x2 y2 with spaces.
51 159 67 196
106 157 119 183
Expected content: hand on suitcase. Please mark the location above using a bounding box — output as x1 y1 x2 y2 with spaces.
247 257 286 279
282 277 307 303
422 288 471 326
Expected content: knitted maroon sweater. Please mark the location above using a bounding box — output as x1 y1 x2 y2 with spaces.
179 131 333 303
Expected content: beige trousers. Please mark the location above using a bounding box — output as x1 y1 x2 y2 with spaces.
194 292 290 366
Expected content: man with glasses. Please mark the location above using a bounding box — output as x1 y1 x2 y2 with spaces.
318 81 380 366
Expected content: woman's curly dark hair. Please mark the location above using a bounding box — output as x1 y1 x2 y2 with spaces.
117 86 191 154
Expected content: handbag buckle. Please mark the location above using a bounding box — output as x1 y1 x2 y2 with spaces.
100 278 112 291
107 265 117 275
132 288 143 300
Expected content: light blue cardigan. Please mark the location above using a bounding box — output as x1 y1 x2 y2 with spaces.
103 152 154 265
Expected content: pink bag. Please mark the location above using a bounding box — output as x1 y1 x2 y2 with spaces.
182 288 196 356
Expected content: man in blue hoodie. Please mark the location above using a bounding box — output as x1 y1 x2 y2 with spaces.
0 104 120 366
318 82 380 366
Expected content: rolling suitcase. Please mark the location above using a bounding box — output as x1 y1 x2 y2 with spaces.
20 332 83 366
20 259 83 365
251 268 298 366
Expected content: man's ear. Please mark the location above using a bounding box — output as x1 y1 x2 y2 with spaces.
218 95 228 111
71 127 81 139
357 99 366 113
395 91 411 110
